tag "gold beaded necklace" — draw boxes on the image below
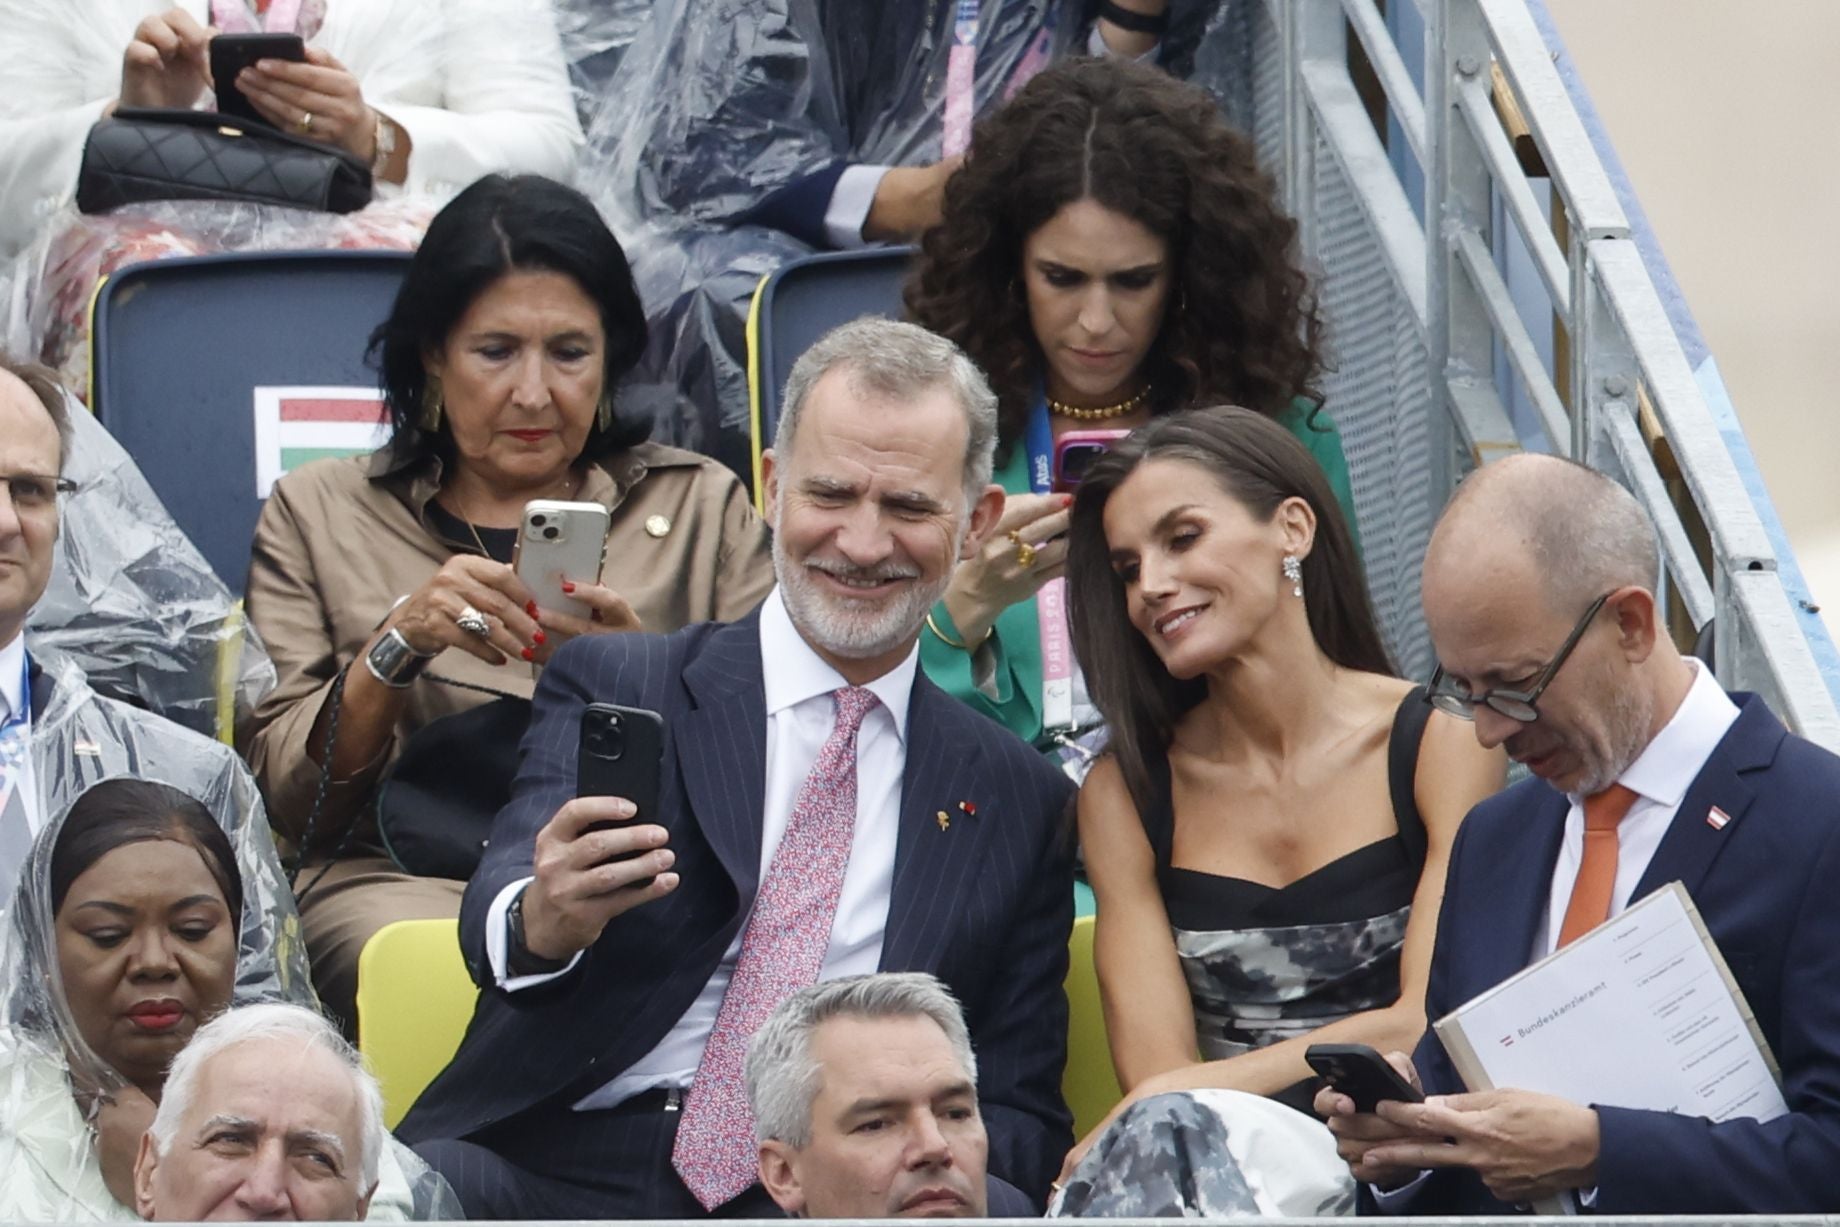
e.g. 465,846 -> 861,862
1046,384 -> 1152,421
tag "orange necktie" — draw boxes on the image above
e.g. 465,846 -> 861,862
1555,784 -> 1640,947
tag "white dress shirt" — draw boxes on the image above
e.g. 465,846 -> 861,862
0,632 -> 39,837
486,587 -> 916,1111
1533,659 -> 1739,958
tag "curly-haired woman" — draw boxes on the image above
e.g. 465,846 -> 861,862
906,56 -> 1357,760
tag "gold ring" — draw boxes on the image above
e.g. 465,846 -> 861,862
298,110 -> 314,133
1008,529 -> 1037,570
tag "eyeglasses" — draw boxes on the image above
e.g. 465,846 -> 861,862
1,473 -> 77,514
1425,591 -> 1614,723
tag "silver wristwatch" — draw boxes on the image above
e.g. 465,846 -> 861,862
364,627 -> 436,689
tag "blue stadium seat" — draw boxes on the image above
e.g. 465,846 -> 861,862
745,246 -> 915,509
89,249 -> 412,593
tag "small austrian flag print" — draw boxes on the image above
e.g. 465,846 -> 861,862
1706,806 -> 1732,831
252,386 -> 390,498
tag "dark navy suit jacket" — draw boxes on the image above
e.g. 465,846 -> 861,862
1384,694 -> 1840,1214
396,611 -> 1077,1206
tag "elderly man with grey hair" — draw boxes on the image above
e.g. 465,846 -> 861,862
746,973 -> 988,1218
1320,453 -> 1840,1214
401,317 -> 1078,1219
133,1003 -> 383,1221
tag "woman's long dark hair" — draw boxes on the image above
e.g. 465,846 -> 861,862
1067,408 -> 1393,808
906,57 -> 1324,462
370,173 -> 650,468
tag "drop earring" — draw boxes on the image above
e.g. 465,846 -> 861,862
419,376 -> 444,432
596,394 -> 614,432
1282,554 -> 1303,598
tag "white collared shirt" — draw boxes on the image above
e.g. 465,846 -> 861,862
485,588 -> 916,1110
0,632 -> 39,837
1533,659 -> 1739,958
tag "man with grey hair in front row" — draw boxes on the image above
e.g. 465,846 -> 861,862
747,973 -> 989,1218
1320,453 -> 1840,1214
400,318 -> 1078,1218
133,1002 -> 383,1221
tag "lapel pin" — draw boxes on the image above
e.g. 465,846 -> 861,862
1706,806 -> 1731,831
958,800 -> 976,816
936,810 -> 951,832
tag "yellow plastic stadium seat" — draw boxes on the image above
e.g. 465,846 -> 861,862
355,919 -> 478,1129
1062,914 -> 1124,1137
355,914 -> 1125,1135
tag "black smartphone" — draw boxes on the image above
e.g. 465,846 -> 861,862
1304,1043 -> 1425,1112
210,33 -> 306,128
577,704 -> 665,885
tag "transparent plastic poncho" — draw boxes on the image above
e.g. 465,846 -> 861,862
576,0 -> 1087,469
0,762 -> 459,1220
29,402 -> 277,741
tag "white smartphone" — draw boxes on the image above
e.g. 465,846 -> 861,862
514,500 -> 611,620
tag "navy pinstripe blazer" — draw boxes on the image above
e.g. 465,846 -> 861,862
1381,695 -> 1840,1214
395,610 -> 1077,1204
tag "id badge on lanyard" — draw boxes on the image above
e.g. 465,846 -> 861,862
1025,400 -> 1075,733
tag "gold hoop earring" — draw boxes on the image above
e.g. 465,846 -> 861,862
419,377 -> 444,433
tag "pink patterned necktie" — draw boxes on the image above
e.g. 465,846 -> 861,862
672,686 -> 880,1209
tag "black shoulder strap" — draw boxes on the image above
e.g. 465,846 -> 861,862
1130,739 -> 1178,871
1387,686 -> 1434,873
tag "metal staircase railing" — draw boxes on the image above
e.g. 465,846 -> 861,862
1261,0 -> 1840,749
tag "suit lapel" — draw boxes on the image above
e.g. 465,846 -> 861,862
677,614 -> 769,894
881,676 -> 993,971
1478,785 -> 1570,982
1630,694 -> 1778,901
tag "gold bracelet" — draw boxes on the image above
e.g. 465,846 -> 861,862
926,610 -> 992,651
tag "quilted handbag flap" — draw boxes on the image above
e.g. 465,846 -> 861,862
78,107 -> 372,215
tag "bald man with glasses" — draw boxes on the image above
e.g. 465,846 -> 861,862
1317,453 -> 1840,1215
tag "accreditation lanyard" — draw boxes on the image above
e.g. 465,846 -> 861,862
211,0 -> 308,35
0,656 -> 31,813
1024,399 -> 1075,733
943,0 -> 980,159
943,2 -> 1057,159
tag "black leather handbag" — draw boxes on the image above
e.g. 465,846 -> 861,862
375,696 -> 532,881
76,106 -> 373,216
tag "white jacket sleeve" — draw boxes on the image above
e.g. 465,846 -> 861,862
0,2 -> 153,261
370,0 -> 582,193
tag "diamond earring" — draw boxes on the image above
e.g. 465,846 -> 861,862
1282,554 -> 1303,598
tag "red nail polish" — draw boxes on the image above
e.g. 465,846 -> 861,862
561,580 -> 576,594
533,631 -> 546,645
525,600 -> 538,617
520,647 -> 534,661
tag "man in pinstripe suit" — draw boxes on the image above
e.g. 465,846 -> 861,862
400,319 -> 1078,1218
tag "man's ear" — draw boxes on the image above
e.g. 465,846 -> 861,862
132,1130 -> 159,1220
761,450 -> 781,532
959,484 -> 1005,561
758,1140 -> 807,1217
1610,585 -> 1661,664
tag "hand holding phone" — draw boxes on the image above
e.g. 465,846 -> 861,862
210,33 -> 307,127
518,704 -> 673,961
1304,1043 -> 1425,1113
517,500 -> 612,621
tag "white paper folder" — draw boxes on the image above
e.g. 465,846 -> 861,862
1435,881 -> 1785,1123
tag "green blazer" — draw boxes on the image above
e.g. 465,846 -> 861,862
921,399 -> 1360,747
